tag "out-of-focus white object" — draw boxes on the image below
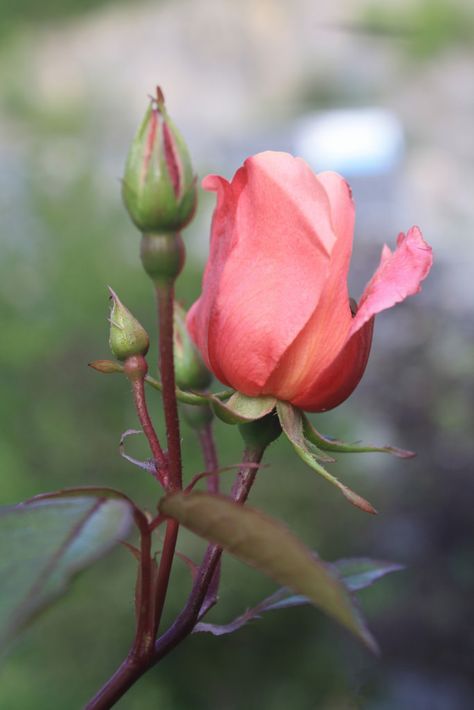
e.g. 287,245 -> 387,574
292,108 -> 406,245
293,108 -> 404,177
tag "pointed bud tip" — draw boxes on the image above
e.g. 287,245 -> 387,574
108,288 -> 150,361
156,86 -> 165,105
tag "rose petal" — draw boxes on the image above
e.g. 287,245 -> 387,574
292,318 -> 374,412
189,152 -> 338,394
187,172 -> 242,384
293,226 -> 432,412
350,226 -> 433,337
263,172 -> 355,400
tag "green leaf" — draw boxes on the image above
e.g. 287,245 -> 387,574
159,491 -> 377,652
0,495 -> 133,648
303,415 -> 415,458
211,392 -> 276,425
276,402 -> 377,514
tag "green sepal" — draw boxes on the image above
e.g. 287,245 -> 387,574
276,402 -> 377,515
303,414 -> 415,458
211,392 -> 276,425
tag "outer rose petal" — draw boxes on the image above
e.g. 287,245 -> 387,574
350,226 -> 433,337
188,152 -> 338,395
263,171 -> 355,400
293,225 -> 432,412
186,170 -> 244,385
291,319 -> 374,412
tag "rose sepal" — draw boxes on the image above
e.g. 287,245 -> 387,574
276,402 -> 377,515
210,391 -> 277,425
303,414 -> 415,458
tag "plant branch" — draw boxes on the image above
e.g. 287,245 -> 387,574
152,518 -> 179,637
198,422 -> 219,494
156,281 -> 182,492
129,370 -> 168,487
197,421 -> 220,613
153,444 -> 266,661
85,445 -> 265,709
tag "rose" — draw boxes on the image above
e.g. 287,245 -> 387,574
187,151 -> 433,412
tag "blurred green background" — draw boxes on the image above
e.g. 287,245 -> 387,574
1,0 -> 473,708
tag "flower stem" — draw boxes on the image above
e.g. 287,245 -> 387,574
84,655 -> 152,710
84,512 -> 154,710
153,444 -> 265,661
152,518 -> 179,638
198,422 -> 219,494
196,421 -> 220,612
156,281 -> 182,491
150,279 -> 182,635
129,371 -> 168,487
84,445 -> 265,709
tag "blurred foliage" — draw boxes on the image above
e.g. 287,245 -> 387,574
0,0 -> 140,36
361,0 -> 474,59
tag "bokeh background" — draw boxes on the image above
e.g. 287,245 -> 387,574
1,0 -> 473,708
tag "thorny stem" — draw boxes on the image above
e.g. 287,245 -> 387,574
129,368 -> 168,487
86,278 -> 185,708
198,422 -> 219,494
197,421 -> 221,611
152,518 -> 179,638
84,511 -> 154,710
150,280 -> 183,638
84,446 -> 265,709
153,445 -> 265,661
156,281 -> 182,492
131,522 -> 155,658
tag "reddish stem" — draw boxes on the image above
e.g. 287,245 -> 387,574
197,422 -> 221,611
198,422 -> 219,494
131,522 -> 155,659
153,445 -> 265,661
85,512 -> 154,710
150,280 -> 182,636
127,361 -> 168,487
156,282 -> 182,491
84,446 -> 265,709
152,519 -> 179,637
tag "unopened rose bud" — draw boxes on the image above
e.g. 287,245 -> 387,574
122,87 -> 197,234
174,302 -> 212,390
108,288 -> 149,361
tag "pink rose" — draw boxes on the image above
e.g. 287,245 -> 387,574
187,151 -> 433,412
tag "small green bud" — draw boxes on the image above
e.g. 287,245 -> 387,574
173,302 -> 212,390
108,288 -> 149,361
182,403 -> 214,431
122,87 -> 197,234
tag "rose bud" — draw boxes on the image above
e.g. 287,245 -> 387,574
108,287 -> 149,361
187,151 -> 433,413
122,87 -> 196,234
174,302 -> 212,391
